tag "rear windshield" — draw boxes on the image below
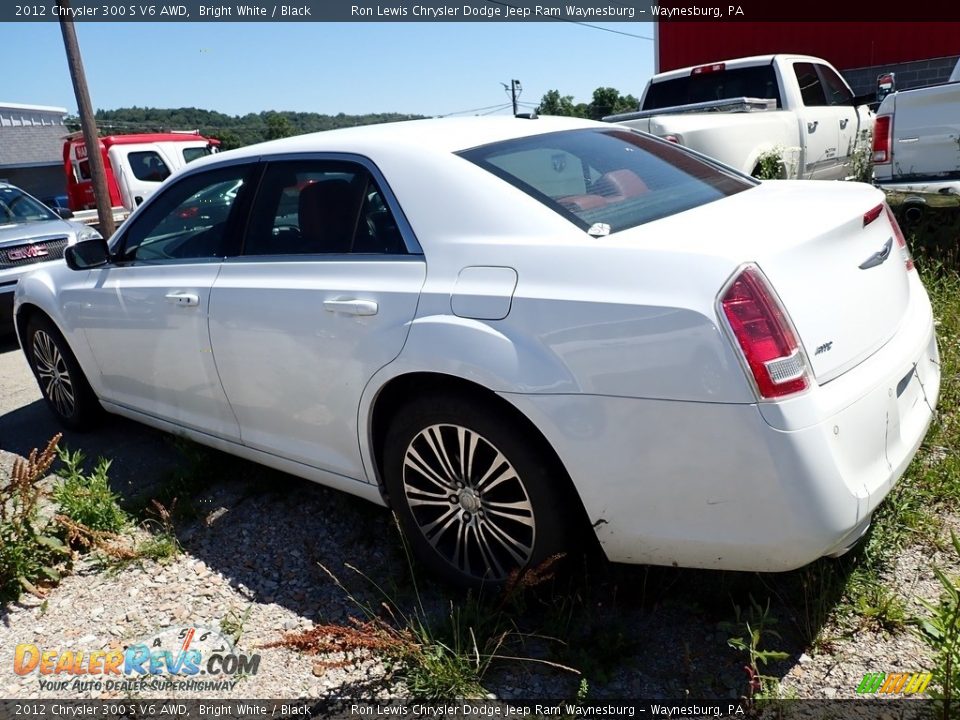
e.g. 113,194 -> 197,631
642,65 -> 782,110
460,129 -> 754,234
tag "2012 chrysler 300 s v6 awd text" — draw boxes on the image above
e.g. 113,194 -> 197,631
13,116 -> 940,587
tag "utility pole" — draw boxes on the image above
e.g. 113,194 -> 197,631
502,79 -> 523,117
58,0 -> 116,238
510,79 -> 521,116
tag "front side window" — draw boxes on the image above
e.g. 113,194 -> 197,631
460,129 -> 754,234
128,151 -> 171,182
242,160 -> 407,256
817,65 -> 854,106
793,63 -> 827,106
117,165 -> 252,263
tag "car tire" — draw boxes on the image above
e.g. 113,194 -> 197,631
26,315 -> 102,431
383,393 -> 570,589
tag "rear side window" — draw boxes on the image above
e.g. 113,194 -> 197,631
460,129 -> 754,234
242,160 -> 407,256
642,65 -> 782,111
183,146 -> 213,164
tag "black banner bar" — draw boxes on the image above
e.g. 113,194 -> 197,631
4,1 -> 960,22
0,699 -> 943,720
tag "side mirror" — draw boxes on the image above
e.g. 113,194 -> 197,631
876,72 -> 896,103
54,207 -> 74,219
64,238 -> 110,271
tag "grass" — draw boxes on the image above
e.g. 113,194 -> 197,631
54,448 -> 129,534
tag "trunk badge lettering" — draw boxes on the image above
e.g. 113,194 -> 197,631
815,341 -> 833,356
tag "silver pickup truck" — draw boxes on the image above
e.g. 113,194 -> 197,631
873,58 -> 960,216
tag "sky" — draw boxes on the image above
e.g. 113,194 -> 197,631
1,21 -> 655,118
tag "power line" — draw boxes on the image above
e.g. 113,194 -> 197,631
478,104 -> 515,116
483,0 -> 653,40
437,102 -> 520,117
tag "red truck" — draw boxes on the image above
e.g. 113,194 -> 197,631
64,131 -> 220,223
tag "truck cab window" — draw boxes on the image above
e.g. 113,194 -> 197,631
128,151 -> 171,183
793,63 -> 828,106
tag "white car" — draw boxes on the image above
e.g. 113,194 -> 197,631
14,116 -> 940,587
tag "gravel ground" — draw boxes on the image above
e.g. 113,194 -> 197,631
0,336 -> 955,701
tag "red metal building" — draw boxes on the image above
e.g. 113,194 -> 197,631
656,23 -> 960,94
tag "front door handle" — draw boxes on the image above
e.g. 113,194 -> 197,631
807,120 -> 819,133
323,298 -> 379,316
840,118 -> 849,130
165,291 -> 200,307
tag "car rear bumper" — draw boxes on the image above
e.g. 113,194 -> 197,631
500,283 -> 939,572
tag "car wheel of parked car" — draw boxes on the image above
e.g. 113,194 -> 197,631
26,316 -> 101,431
383,394 -> 568,588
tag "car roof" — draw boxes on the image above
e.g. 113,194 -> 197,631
196,115 -> 608,168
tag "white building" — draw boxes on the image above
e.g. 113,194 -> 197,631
0,102 -> 69,200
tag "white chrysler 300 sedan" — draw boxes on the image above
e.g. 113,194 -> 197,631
14,116 -> 940,586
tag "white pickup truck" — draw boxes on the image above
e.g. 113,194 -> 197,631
872,57 -> 960,216
605,54 -> 874,180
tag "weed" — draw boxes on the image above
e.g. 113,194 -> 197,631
54,448 -> 128,533
98,499 -> 181,571
753,148 -> 787,180
722,597 -> 789,702
0,435 -> 71,600
264,517 -> 575,699
847,572 -> 907,632
915,531 -> 960,716
221,604 -> 253,646
133,500 -> 181,564
847,129 -> 873,183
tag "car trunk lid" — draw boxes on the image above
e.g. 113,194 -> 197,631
636,181 -> 912,384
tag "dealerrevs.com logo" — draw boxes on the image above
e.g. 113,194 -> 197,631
13,626 -> 260,692
856,672 -> 932,695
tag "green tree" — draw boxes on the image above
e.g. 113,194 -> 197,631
537,90 -> 583,117
586,87 -> 639,120
264,113 -> 294,140
214,129 -> 244,151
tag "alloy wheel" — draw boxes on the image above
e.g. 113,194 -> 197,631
32,330 -> 75,418
402,423 -> 536,581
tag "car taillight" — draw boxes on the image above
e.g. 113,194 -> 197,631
720,265 -> 809,400
863,203 -> 883,227
885,204 -> 915,271
873,115 -> 892,164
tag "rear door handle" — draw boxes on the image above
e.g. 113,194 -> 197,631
807,120 -> 819,133
840,118 -> 849,129
323,298 -> 379,316
165,291 -> 200,307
